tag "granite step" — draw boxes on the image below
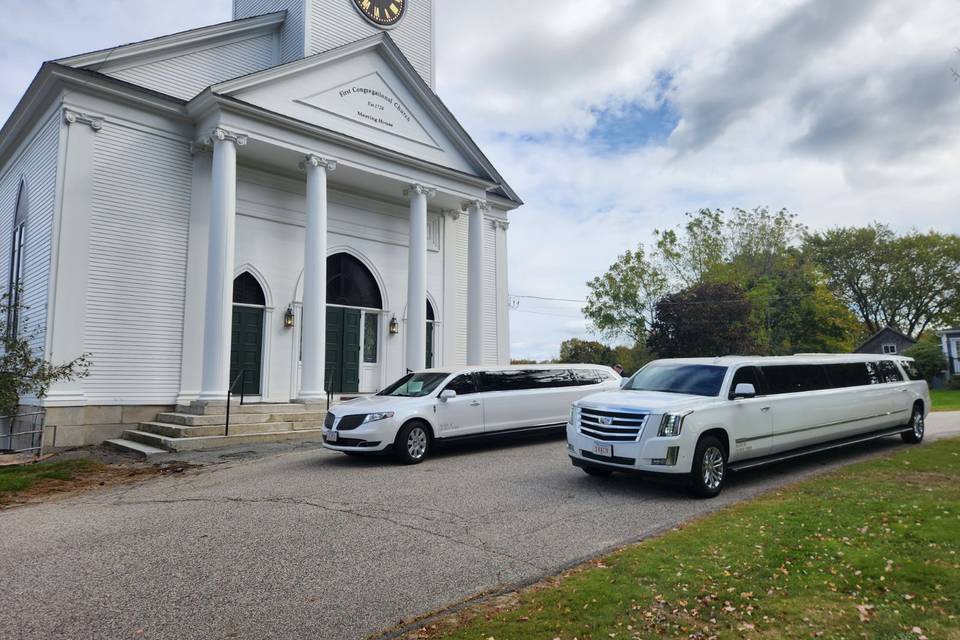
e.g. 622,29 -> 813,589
122,428 -> 326,452
104,438 -> 168,458
156,411 -> 328,427
138,420 -> 326,439
175,402 -> 328,416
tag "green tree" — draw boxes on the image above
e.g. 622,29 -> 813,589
557,338 -> 615,365
612,343 -> 654,376
0,292 -> 90,416
904,339 -> 947,383
805,225 -> 960,338
647,283 -> 757,358
583,245 -> 667,343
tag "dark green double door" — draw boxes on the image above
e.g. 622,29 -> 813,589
325,307 -> 361,393
230,306 -> 264,396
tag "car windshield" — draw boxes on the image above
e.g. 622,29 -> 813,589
623,363 -> 728,397
378,372 -> 450,397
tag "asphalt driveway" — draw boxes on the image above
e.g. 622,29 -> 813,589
2,413 -> 958,640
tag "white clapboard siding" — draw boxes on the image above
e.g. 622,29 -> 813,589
451,214 -> 468,366
307,0 -> 433,85
234,0 -> 306,63
108,33 -> 278,100
0,110 -> 60,355
84,124 -> 192,404
483,222 -> 498,365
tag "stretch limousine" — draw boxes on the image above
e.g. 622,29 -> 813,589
323,365 -> 621,463
568,354 -> 930,497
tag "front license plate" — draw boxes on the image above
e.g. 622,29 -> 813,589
326,430 -> 338,442
592,442 -> 612,457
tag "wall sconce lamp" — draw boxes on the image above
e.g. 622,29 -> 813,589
389,315 -> 400,335
284,306 -> 296,328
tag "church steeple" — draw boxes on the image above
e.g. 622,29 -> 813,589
233,0 -> 435,88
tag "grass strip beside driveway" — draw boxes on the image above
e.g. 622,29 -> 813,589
0,458 -> 100,496
417,438 -> 960,640
931,389 -> 960,412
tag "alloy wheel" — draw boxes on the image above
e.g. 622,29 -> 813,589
407,427 -> 428,460
912,409 -> 924,439
702,446 -> 724,491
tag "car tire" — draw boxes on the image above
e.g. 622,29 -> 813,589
583,465 -> 614,477
394,421 -> 431,464
901,404 -> 925,444
690,435 -> 727,499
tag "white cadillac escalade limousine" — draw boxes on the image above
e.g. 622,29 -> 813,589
323,364 -> 621,463
568,354 -> 930,497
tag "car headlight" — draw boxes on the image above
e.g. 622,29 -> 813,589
362,412 -> 395,424
569,405 -> 579,425
658,411 -> 692,437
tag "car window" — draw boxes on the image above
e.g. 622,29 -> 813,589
445,373 -> 477,395
728,366 -> 763,399
900,360 -> 924,381
623,363 -> 727,397
574,369 -> 602,385
865,361 -> 884,384
378,372 -> 449,397
825,362 -> 872,388
878,360 -> 904,383
761,365 -> 830,395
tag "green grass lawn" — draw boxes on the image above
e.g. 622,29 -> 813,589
424,438 -> 960,640
0,458 -> 99,496
931,389 -> 960,412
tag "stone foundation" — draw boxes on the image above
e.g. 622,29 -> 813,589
39,405 -> 174,449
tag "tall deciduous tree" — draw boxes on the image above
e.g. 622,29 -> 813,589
805,225 -> 960,338
557,339 -> 614,365
583,245 -> 667,344
647,283 -> 756,358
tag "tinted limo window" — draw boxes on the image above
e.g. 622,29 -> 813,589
574,369 -> 603,385
761,365 -> 830,395
901,360 -> 924,381
479,369 -> 576,392
445,373 -> 478,395
878,360 -> 904,383
824,362 -> 872,388
728,366 -> 765,399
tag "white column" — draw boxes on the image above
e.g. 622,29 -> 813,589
199,128 -> 246,402
404,184 -> 435,372
467,200 -> 488,365
299,154 -> 337,401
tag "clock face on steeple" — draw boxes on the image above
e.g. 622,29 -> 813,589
352,0 -> 406,27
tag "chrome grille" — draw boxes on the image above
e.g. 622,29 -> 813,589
578,407 -> 648,442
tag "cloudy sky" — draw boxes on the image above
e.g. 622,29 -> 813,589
3,0 -> 959,360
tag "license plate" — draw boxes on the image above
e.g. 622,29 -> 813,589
592,442 -> 612,457
326,430 -> 338,442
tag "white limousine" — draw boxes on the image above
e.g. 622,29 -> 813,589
323,365 -> 621,463
567,354 -> 930,497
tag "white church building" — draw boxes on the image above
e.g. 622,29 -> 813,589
0,0 -> 520,449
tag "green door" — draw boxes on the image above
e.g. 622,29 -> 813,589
230,306 -> 263,395
426,322 -> 434,369
324,307 -> 362,393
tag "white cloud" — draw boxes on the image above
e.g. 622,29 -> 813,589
2,1 -> 958,361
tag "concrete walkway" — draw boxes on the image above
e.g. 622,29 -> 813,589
1,413 -> 957,640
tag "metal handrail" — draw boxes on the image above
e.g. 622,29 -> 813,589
225,370 -> 246,437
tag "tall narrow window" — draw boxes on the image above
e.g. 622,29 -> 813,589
6,179 -> 27,338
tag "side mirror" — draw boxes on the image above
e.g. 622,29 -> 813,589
439,389 -> 457,402
733,383 -> 757,399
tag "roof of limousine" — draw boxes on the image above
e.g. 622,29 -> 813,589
418,364 -> 618,375
650,354 -> 913,367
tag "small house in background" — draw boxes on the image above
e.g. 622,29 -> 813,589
940,327 -> 960,380
854,327 -> 916,356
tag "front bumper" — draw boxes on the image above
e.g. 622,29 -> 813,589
565,422 -> 693,474
322,417 -> 399,453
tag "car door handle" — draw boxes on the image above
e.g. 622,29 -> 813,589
761,406 -> 771,412
470,401 -> 481,407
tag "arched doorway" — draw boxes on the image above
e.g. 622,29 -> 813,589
324,253 -> 383,393
426,300 -> 436,369
231,272 -> 266,396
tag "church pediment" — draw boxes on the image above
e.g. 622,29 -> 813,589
208,35 -> 501,183
294,72 -> 440,149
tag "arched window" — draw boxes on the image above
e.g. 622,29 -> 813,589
233,272 -> 266,306
6,178 -> 27,338
327,253 -> 382,308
